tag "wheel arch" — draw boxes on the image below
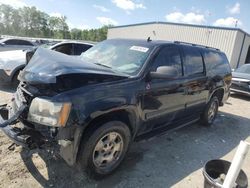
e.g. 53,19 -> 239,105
82,109 -> 137,141
75,108 -> 138,163
209,88 -> 225,106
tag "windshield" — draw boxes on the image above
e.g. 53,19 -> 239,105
235,64 -> 250,74
80,40 -> 152,75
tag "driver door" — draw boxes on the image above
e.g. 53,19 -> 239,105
142,45 -> 186,131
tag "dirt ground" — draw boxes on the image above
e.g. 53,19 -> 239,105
0,85 -> 249,188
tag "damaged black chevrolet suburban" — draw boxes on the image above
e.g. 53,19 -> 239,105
0,39 -> 231,177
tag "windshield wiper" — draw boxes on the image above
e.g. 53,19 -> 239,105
94,63 -> 112,69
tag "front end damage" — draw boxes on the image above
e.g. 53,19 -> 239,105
0,82 -> 83,166
0,48 -> 128,166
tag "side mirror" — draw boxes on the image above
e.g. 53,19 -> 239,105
150,66 -> 179,79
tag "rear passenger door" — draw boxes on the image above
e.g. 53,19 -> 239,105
181,46 -> 208,117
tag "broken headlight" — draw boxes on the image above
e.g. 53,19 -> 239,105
28,97 -> 71,127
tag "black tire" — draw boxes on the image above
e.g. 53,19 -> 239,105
79,121 -> 131,178
201,96 -> 219,126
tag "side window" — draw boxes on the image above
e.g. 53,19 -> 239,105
4,39 -> 19,45
74,44 -> 92,55
53,44 -> 73,55
183,46 -> 204,76
203,50 -> 231,73
18,40 -> 33,46
151,46 -> 182,77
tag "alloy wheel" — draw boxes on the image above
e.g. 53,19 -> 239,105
92,132 -> 124,169
208,101 -> 218,123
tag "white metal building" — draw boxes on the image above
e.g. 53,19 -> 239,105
108,22 -> 250,68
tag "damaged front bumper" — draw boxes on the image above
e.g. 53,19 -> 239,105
0,87 -> 49,148
0,85 -> 83,166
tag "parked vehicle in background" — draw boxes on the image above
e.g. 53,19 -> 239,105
231,64 -> 250,96
41,41 -> 93,56
0,41 -> 93,85
0,38 -> 37,51
0,39 -> 231,178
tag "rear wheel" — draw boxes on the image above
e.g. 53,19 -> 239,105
201,96 -> 219,126
79,121 -> 131,178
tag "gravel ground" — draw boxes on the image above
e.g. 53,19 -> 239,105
0,85 -> 249,188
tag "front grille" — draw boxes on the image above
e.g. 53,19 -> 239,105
11,82 -> 36,122
18,82 -> 36,104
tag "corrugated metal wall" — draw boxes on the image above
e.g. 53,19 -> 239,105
108,23 -> 242,68
237,33 -> 250,67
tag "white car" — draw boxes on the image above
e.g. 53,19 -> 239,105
0,41 -> 93,85
0,38 -> 37,52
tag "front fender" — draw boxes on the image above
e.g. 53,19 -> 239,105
71,97 -> 138,128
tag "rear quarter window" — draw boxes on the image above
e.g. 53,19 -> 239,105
202,50 -> 231,75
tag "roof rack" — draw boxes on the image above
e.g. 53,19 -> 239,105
174,41 -> 220,51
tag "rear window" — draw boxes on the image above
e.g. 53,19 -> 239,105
202,50 -> 231,74
182,46 -> 204,76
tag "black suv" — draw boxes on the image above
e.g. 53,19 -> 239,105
0,39 -> 231,177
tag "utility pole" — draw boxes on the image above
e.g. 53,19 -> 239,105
235,19 -> 238,28
206,11 -> 212,46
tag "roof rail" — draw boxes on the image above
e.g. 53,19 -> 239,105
174,41 -> 220,51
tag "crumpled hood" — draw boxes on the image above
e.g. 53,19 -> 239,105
232,72 -> 250,81
19,47 -> 128,84
0,50 -> 26,69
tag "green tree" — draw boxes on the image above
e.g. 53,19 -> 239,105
0,4 -> 109,41
71,28 -> 82,40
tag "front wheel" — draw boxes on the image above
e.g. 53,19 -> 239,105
79,121 -> 131,178
201,96 -> 219,126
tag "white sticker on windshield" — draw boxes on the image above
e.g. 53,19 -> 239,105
130,46 -> 149,53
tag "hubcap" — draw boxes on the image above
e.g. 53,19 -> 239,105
208,101 -> 217,122
92,132 -> 124,169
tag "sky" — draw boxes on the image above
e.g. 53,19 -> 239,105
0,0 -> 249,33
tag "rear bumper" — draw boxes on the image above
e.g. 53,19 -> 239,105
0,69 -> 11,83
230,88 -> 250,96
